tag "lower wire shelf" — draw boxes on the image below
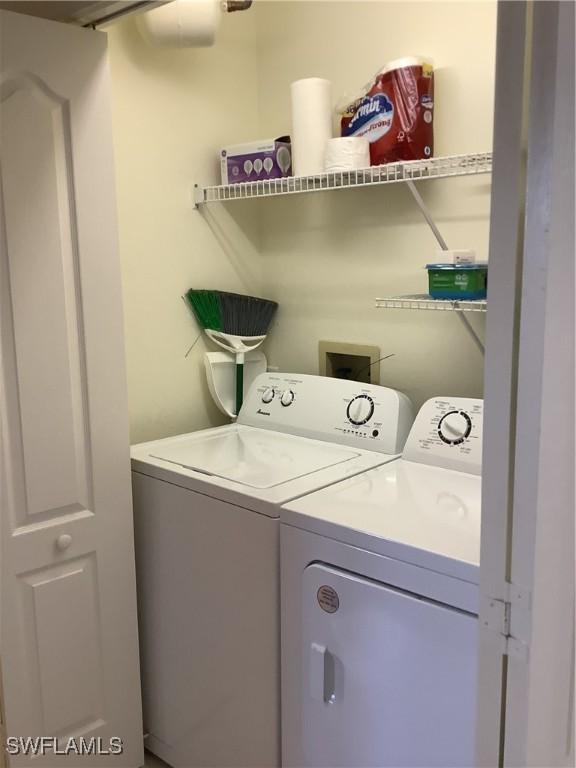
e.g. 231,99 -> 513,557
375,294 -> 487,313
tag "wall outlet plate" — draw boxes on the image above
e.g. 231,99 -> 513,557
319,341 -> 381,385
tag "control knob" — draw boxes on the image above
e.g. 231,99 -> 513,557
261,388 -> 275,404
438,410 -> 472,445
347,395 -> 374,426
280,390 -> 295,407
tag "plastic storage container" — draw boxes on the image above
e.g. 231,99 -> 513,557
426,263 -> 488,300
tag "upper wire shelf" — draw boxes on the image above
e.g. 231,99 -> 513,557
375,294 -> 487,313
194,152 -> 492,206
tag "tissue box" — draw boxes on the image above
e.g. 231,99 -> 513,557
436,249 -> 476,265
220,137 -> 292,185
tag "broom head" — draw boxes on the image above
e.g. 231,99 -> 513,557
186,289 -> 277,337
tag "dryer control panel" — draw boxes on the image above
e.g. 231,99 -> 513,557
402,397 -> 483,475
238,373 -> 415,455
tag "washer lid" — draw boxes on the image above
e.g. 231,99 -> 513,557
150,426 -> 360,489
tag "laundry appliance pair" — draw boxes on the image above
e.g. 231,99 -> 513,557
131,373 -> 482,768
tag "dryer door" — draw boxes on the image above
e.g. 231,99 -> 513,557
301,563 -> 477,768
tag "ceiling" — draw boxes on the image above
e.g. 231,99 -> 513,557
0,1 -> 169,26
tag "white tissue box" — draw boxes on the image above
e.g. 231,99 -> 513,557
437,249 -> 477,265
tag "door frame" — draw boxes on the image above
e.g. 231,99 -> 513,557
477,2 -> 575,765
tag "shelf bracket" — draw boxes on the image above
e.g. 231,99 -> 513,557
405,179 -> 485,355
405,179 -> 448,250
455,311 -> 485,355
193,184 -> 204,209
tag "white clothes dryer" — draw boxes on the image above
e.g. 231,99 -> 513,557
281,397 -> 483,768
130,373 -> 414,768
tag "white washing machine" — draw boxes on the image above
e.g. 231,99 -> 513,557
130,372 -> 414,768
281,397 -> 483,768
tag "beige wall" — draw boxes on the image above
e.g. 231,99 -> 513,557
255,1 -> 496,411
109,1 -> 496,441
108,11 -> 262,443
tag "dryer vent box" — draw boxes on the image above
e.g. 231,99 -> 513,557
319,342 -> 381,385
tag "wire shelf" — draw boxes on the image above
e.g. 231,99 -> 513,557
194,152 -> 492,205
375,294 -> 487,313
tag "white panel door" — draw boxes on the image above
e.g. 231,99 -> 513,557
0,10 -> 143,766
301,564 -> 478,768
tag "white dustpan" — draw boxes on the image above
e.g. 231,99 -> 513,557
204,351 -> 267,420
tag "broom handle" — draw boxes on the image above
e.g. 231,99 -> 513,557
235,351 -> 245,416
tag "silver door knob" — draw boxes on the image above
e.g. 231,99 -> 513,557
56,534 -> 72,551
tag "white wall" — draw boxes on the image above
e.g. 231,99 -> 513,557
108,11 -> 262,443
109,0 -> 496,441
255,1 -> 496,410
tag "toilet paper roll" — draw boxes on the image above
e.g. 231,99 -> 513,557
290,78 -> 333,176
325,137 -> 371,172
138,0 -> 222,48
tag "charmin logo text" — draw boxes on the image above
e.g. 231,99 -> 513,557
348,92 -> 394,140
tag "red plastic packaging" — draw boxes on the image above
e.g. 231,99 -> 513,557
340,57 -> 434,165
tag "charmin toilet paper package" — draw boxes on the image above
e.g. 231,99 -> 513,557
339,57 -> 434,165
220,137 -> 292,185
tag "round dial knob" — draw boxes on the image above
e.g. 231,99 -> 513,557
261,387 -> 275,404
280,390 -> 295,407
347,395 -> 375,426
438,410 -> 472,444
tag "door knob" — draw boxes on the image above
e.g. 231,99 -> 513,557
56,533 -> 72,551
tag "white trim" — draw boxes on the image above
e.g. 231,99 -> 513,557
476,2 -> 530,764
505,2 -> 575,764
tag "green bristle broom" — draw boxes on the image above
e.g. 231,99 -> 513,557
185,289 -> 278,417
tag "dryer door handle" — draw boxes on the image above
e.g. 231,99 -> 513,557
310,643 -> 336,704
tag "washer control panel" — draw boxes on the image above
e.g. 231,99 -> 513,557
238,372 -> 415,455
403,397 -> 483,475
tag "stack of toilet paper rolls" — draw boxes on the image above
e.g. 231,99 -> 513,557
290,77 -> 371,176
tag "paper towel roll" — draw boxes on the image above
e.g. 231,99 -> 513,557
325,137 -> 370,172
290,78 -> 333,176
